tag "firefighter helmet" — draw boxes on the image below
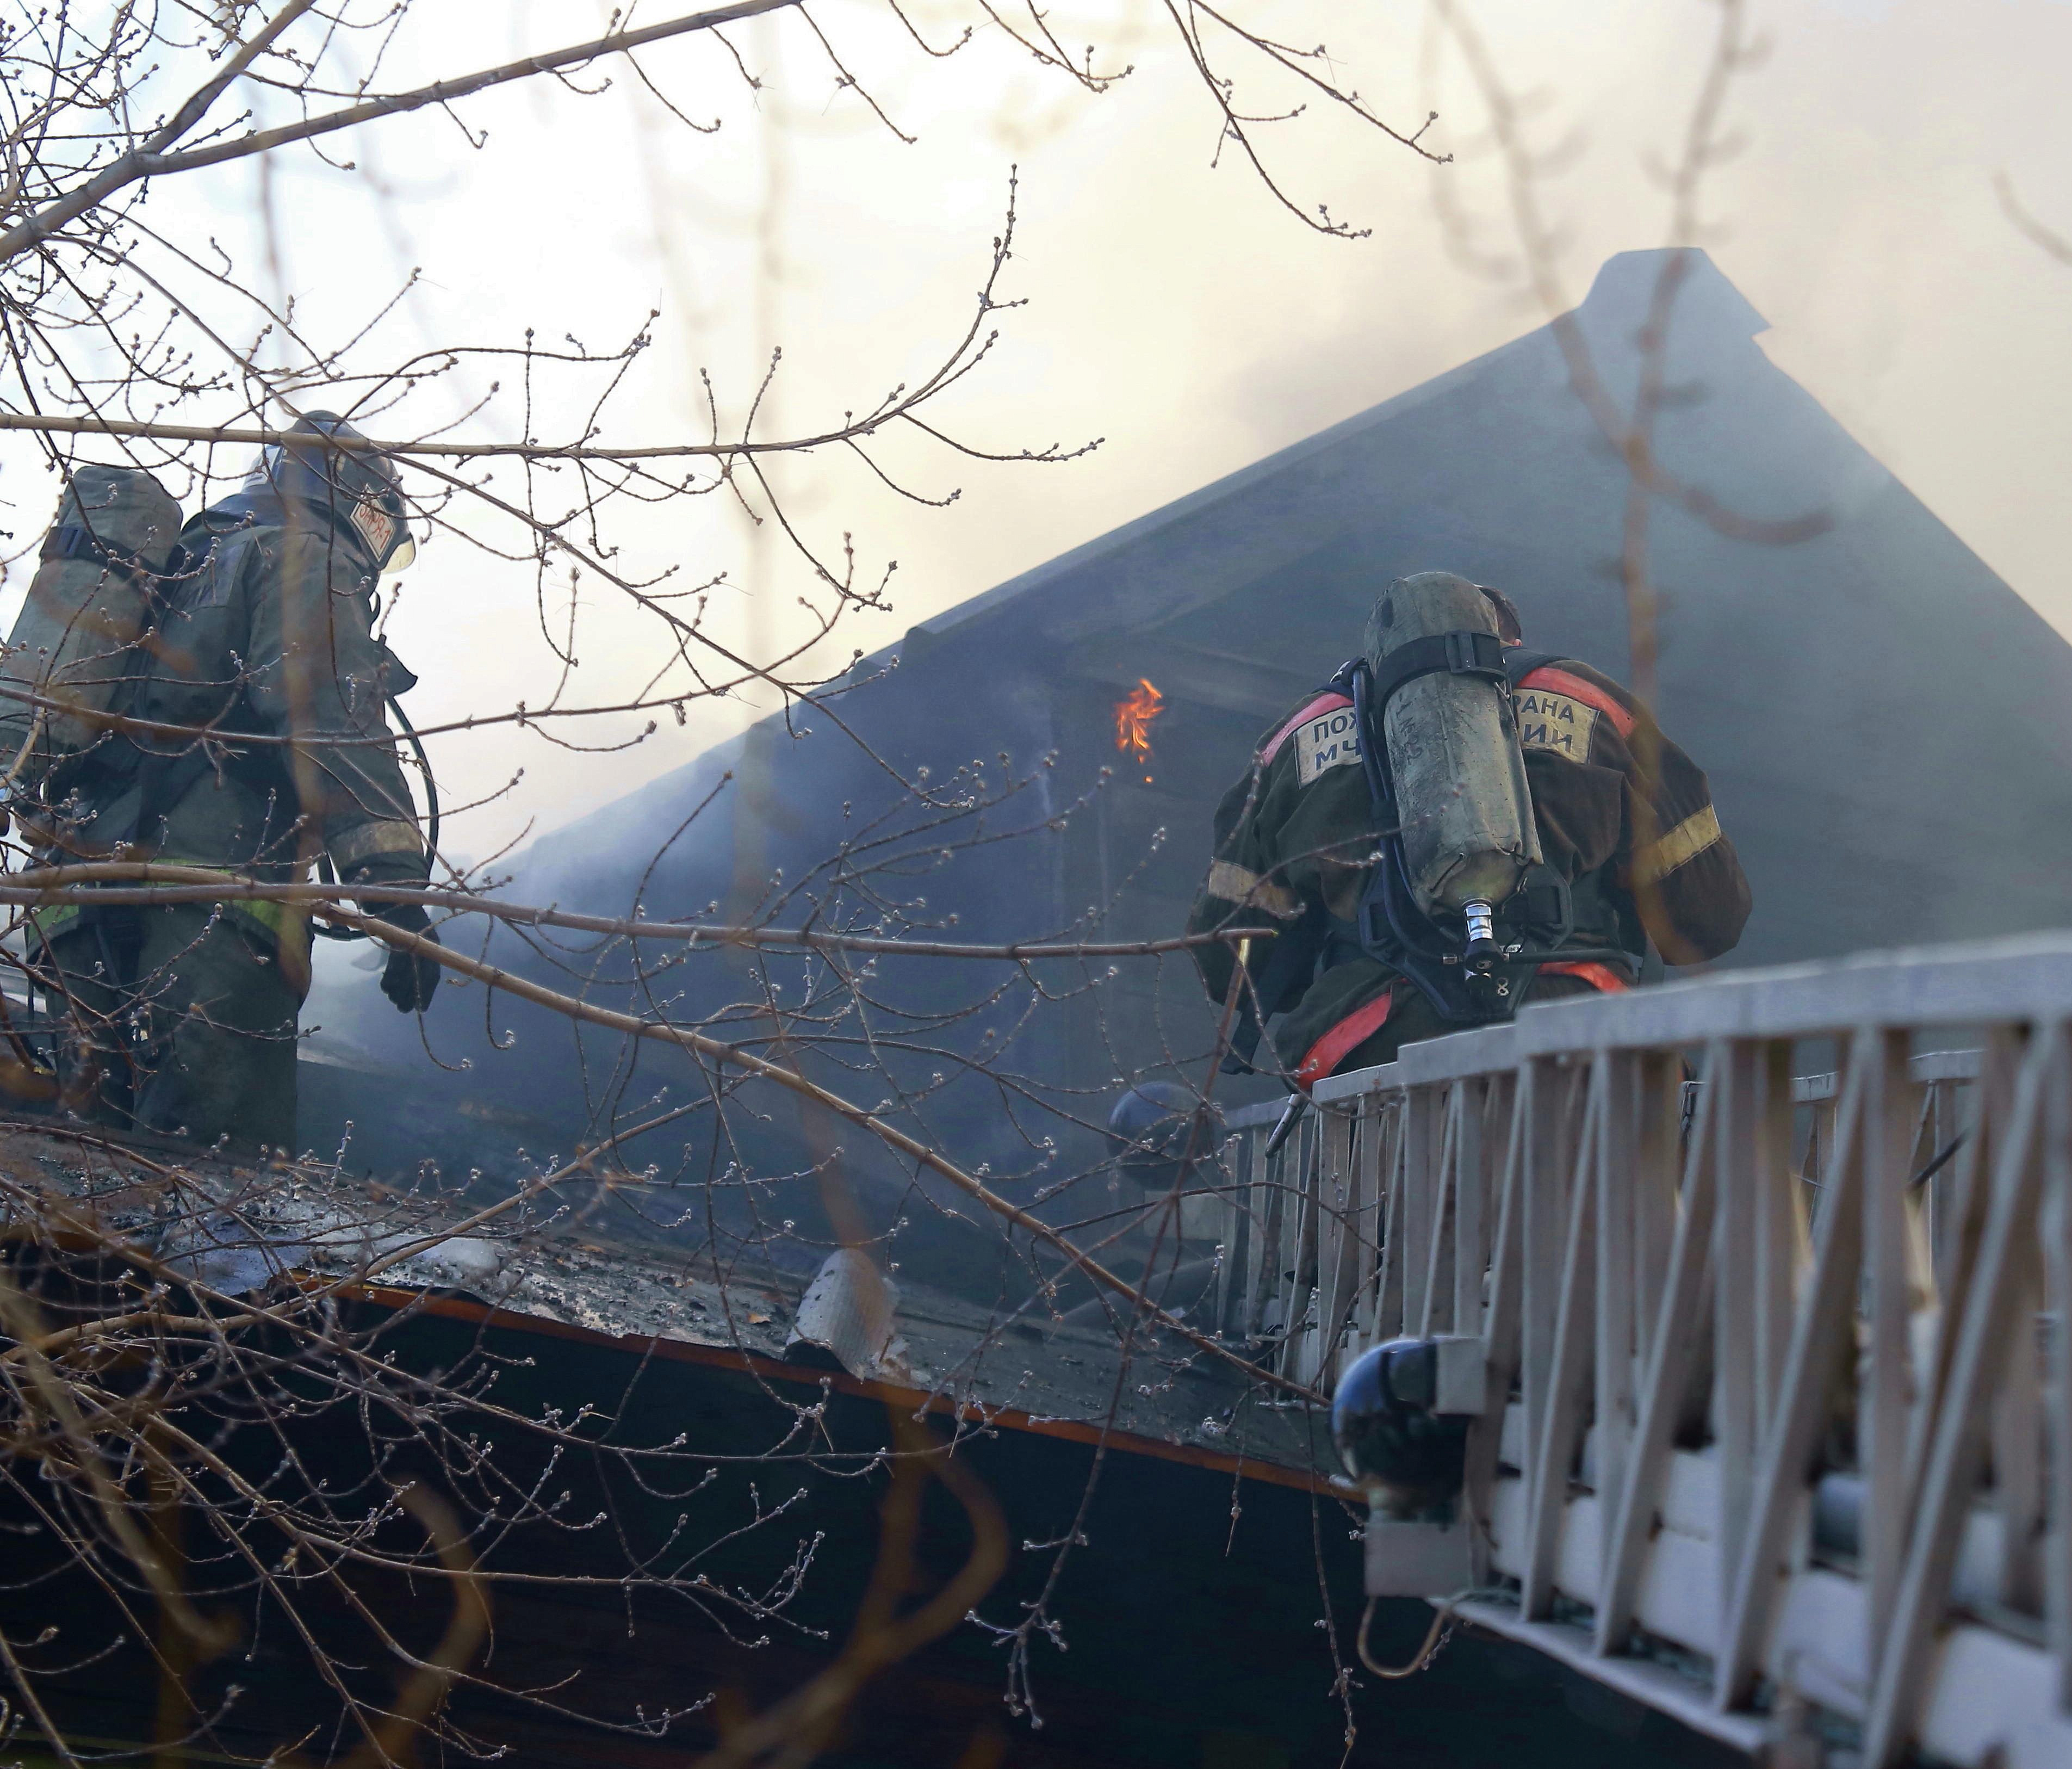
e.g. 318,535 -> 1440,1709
247,410 -> 417,572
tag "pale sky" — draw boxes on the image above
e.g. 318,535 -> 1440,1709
11,0 -> 2072,867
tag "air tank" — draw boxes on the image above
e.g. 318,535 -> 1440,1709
0,466 -> 182,775
1363,572 -> 1541,921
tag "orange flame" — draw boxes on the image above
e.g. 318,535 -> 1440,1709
1113,678 -> 1165,783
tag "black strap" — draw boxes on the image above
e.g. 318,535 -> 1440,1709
1366,629 -> 1509,709
40,522 -> 155,579
1503,648 -> 1565,688
47,534 -> 224,824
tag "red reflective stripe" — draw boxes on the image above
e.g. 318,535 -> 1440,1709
1518,666 -> 1637,741
1261,692 -> 1353,765
1540,960 -> 1631,994
1295,988 -> 1395,1090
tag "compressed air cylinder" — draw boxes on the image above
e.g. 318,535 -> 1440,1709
0,466 -> 182,771
1363,572 -> 1541,918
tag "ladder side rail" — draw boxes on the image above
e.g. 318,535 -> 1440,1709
2047,1025 -> 2072,1710
1712,1032 -> 1876,1708
1859,1022 -> 2064,1768
1518,1057 -> 1581,1514
1417,1085 -> 1462,1339
1314,1101 -> 1366,1382
1714,1037 -> 1763,1585
1399,1083 -> 1438,1340
1213,1132 -> 1244,1337
1374,1094 -> 1409,1344
1463,1058 -> 1530,1591
1354,1092 -> 1395,1352
1593,1047 -> 1639,1550
1860,1029 -> 1919,1653
1454,1074 -> 1491,1340
1279,1109 -> 1323,1381
1902,1030 -> 2020,1526
1596,1044 -> 1725,1655
1755,1039 -> 1804,1434
1241,1124 -> 1277,1340
1521,1057 -> 1605,1619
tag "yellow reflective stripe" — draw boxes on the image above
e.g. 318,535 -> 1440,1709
230,895 -> 301,938
28,859 -> 312,963
1205,859 -> 1300,919
151,862 -> 311,963
1634,804 -> 1722,887
27,903 -> 80,941
220,898 -> 310,968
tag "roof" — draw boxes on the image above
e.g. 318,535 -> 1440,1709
901,249 -> 1773,655
11,1115 -> 1322,1477
300,246 -> 2072,1255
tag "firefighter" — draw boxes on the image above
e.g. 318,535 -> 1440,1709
29,413 -> 440,1152
1188,577 -> 1750,1090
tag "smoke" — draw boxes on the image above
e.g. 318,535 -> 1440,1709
20,0 -> 2069,862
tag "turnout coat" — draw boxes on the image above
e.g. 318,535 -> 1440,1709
1187,653 -> 1752,1086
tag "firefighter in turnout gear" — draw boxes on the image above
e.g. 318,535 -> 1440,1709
1188,576 -> 1750,1089
27,413 -> 439,1151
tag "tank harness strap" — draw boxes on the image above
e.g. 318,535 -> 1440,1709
40,523 -> 153,578
85,531 -> 286,839
1502,648 -> 1561,685
1364,628 -> 1509,707
1260,690 -> 1352,766
1295,986 -> 1397,1090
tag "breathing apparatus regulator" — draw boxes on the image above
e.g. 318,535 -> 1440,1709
247,410 -> 418,573
1342,572 -> 1627,1025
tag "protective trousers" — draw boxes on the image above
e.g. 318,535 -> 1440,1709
39,906 -> 303,1153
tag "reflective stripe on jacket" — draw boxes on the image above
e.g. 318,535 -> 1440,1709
29,859 -> 311,975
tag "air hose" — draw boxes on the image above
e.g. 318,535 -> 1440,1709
309,691 -> 442,944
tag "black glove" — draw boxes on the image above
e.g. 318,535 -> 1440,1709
371,901 -> 442,1013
